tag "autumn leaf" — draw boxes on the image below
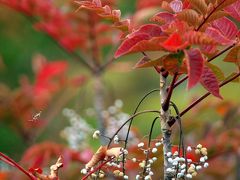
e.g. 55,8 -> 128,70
128,24 -> 164,38
206,62 -> 225,82
190,0 -> 208,15
225,0 -> 240,21
150,12 -> 174,25
114,34 -> 150,58
211,17 -> 238,40
200,66 -> 222,99
205,27 -> 233,45
223,45 -> 240,68
169,0 -> 183,13
183,31 -> 217,45
184,48 -> 204,89
176,9 -> 201,27
161,33 -> 189,52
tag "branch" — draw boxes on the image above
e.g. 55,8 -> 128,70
159,72 -> 173,180
162,73 -> 178,111
0,152 -> 36,180
180,72 -> 240,117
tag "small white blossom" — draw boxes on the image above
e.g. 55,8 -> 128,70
181,164 -> 186,169
152,148 -> 158,153
113,135 -> 119,144
132,158 -> 137,162
138,142 -> 144,148
152,157 -> 157,161
123,149 -> 128,155
168,158 -> 173,163
144,175 -> 151,180
196,165 -> 202,170
155,142 -> 162,147
173,151 -> 179,156
177,173 -> 184,178
166,152 -> 172,157
81,168 -> 87,174
181,169 -> 186,173
190,164 -> 195,168
148,159 -> 154,164
186,174 -> 193,179
149,171 -> 154,175
200,157 -> 205,163
197,144 -> 202,149
179,157 -> 185,162
92,130 -> 100,139
187,146 -> 192,152
123,175 -> 129,179
204,155 -> 208,160
136,174 -> 140,180
203,162 -> 209,168
187,159 -> 192,163
172,160 -> 178,166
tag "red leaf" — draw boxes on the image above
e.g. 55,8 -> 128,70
212,17 -> 238,40
128,24 -> 164,38
225,0 -> 240,21
114,34 -> 150,58
169,0 -> 183,13
184,48 -> 204,89
200,66 -> 223,99
150,12 -> 175,24
205,27 -> 233,45
161,33 -> 188,52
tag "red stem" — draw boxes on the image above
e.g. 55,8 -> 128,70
179,72 -> 240,117
0,152 -> 36,180
82,157 -> 115,180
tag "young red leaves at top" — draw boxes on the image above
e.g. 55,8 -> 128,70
114,24 -> 166,58
184,48 -> 204,89
200,66 -> 223,99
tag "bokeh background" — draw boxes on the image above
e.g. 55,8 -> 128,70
0,0 -> 239,179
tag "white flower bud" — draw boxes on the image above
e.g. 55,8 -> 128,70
152,157 -> 157,161
196,165 -> 202,170
113,135 -> 119,144
138,142 -> 144,148
132,158 -> 137,162
186,174 -> 192,179
152,148 -> 158,153
203,162 -> 209,168
197,144 -> 202,149
92,130 -> 100,139
168,158 -> 173,163
200,157 -> 205,163
123,175 -> 128,179
166,152 -> 172,157
187,146 -> 192,152
81,168 -> 87,174
136,174 -> 140,179
155,142 -> 162,147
